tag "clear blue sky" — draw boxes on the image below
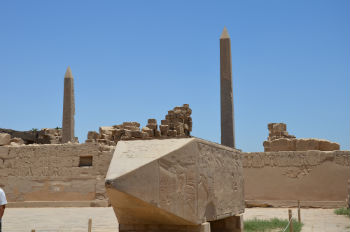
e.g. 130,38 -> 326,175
0,1 -> 348,152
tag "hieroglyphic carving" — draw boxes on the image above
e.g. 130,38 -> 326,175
243,151 -> 350,169
197,142 -> 244,220
0,143 -> 114,202
105,138 -> 245,226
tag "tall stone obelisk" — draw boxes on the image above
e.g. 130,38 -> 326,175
62,66 -> 75,143
220,27 -> 235,148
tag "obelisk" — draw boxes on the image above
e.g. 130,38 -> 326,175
220,27 -> 235,148
62,66 -> 75,143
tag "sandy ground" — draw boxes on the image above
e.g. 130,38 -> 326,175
2,207 -> 349,232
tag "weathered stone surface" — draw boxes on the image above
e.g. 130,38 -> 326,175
263,123 -> 340,152
295,138 -> 319,151
87,131 -> 99,140
0,133 -> 11,146
220,27 -> 235,148
243,150 -> 350,207
318,140 -> 340,151
62,67 -> 75,143
105,138 -> 244,226
0,143 -> 114,203
9,137 -> 24,145
266,123 -> 296,142
0,128 -> 63,145
264,138 -> 340,152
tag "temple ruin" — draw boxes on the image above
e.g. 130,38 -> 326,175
0,27 -> 349,232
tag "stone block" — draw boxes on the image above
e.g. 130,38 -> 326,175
131,131 -> 143,139
105,138 -> 244,227
264,138 -> 296,152
168,130 -> 177,137
124,130 -> 133,139
97,139 -> 108,145
176,123 -> 185,136
0,133 -> 11,146
159,125 -> 169,136
142,127 -> 154,137
10,137 -> 24,145
148,119 -> 157,124
154,130 -> 160,137
161,120 -> 169,125
296,139 -> 319,151
112,129 -> 124,141
210,215 -> 243,232
319,140 -> 340,151
123,122 -> 141,128
141,132 -> 149,139
99,126 -> 114,135
87,131 -> 99,140
146,124 -> 157,130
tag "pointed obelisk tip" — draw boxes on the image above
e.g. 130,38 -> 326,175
220,27 -> 230,39
64,66 -> 73,78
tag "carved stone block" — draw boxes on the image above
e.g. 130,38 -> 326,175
105,138 -> 244,229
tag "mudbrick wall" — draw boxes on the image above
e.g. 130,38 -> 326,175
0,143 -> 114,205
243,150 -> 350,208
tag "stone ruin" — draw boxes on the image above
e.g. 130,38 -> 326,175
0,128 -> 66,146
85,104 -> 192,146
263,123 -> 340,152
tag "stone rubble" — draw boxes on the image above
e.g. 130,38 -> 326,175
263,123 -> 340,152
0,133 -> 11,146
85,104 -> 192,145
0,128 -> 73,146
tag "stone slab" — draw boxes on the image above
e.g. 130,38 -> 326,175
105,138 -> 244,226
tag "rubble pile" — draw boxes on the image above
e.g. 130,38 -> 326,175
86,104 -> 192,146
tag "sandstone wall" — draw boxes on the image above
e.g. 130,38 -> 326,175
0,128 -> 65,145
243,150 -> 350,207
0,143 -> 114,204
263,123 -> 340,152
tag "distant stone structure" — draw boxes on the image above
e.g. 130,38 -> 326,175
86,104 -> 192,146
263,123 -> 340,152
220,27 -> 235,148
62,67 -> 75,143
0,128 -> 62,145
105,138 -> 244,232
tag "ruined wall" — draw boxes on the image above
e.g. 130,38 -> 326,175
0,128 -> 68,145
263,123 -> 340,152
0,143 -> 113,204
243,150 -> 350,207
86,104 -> 192,146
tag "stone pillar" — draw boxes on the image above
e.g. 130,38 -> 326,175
62,66 -> 75,143
220,27 -> 235,148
